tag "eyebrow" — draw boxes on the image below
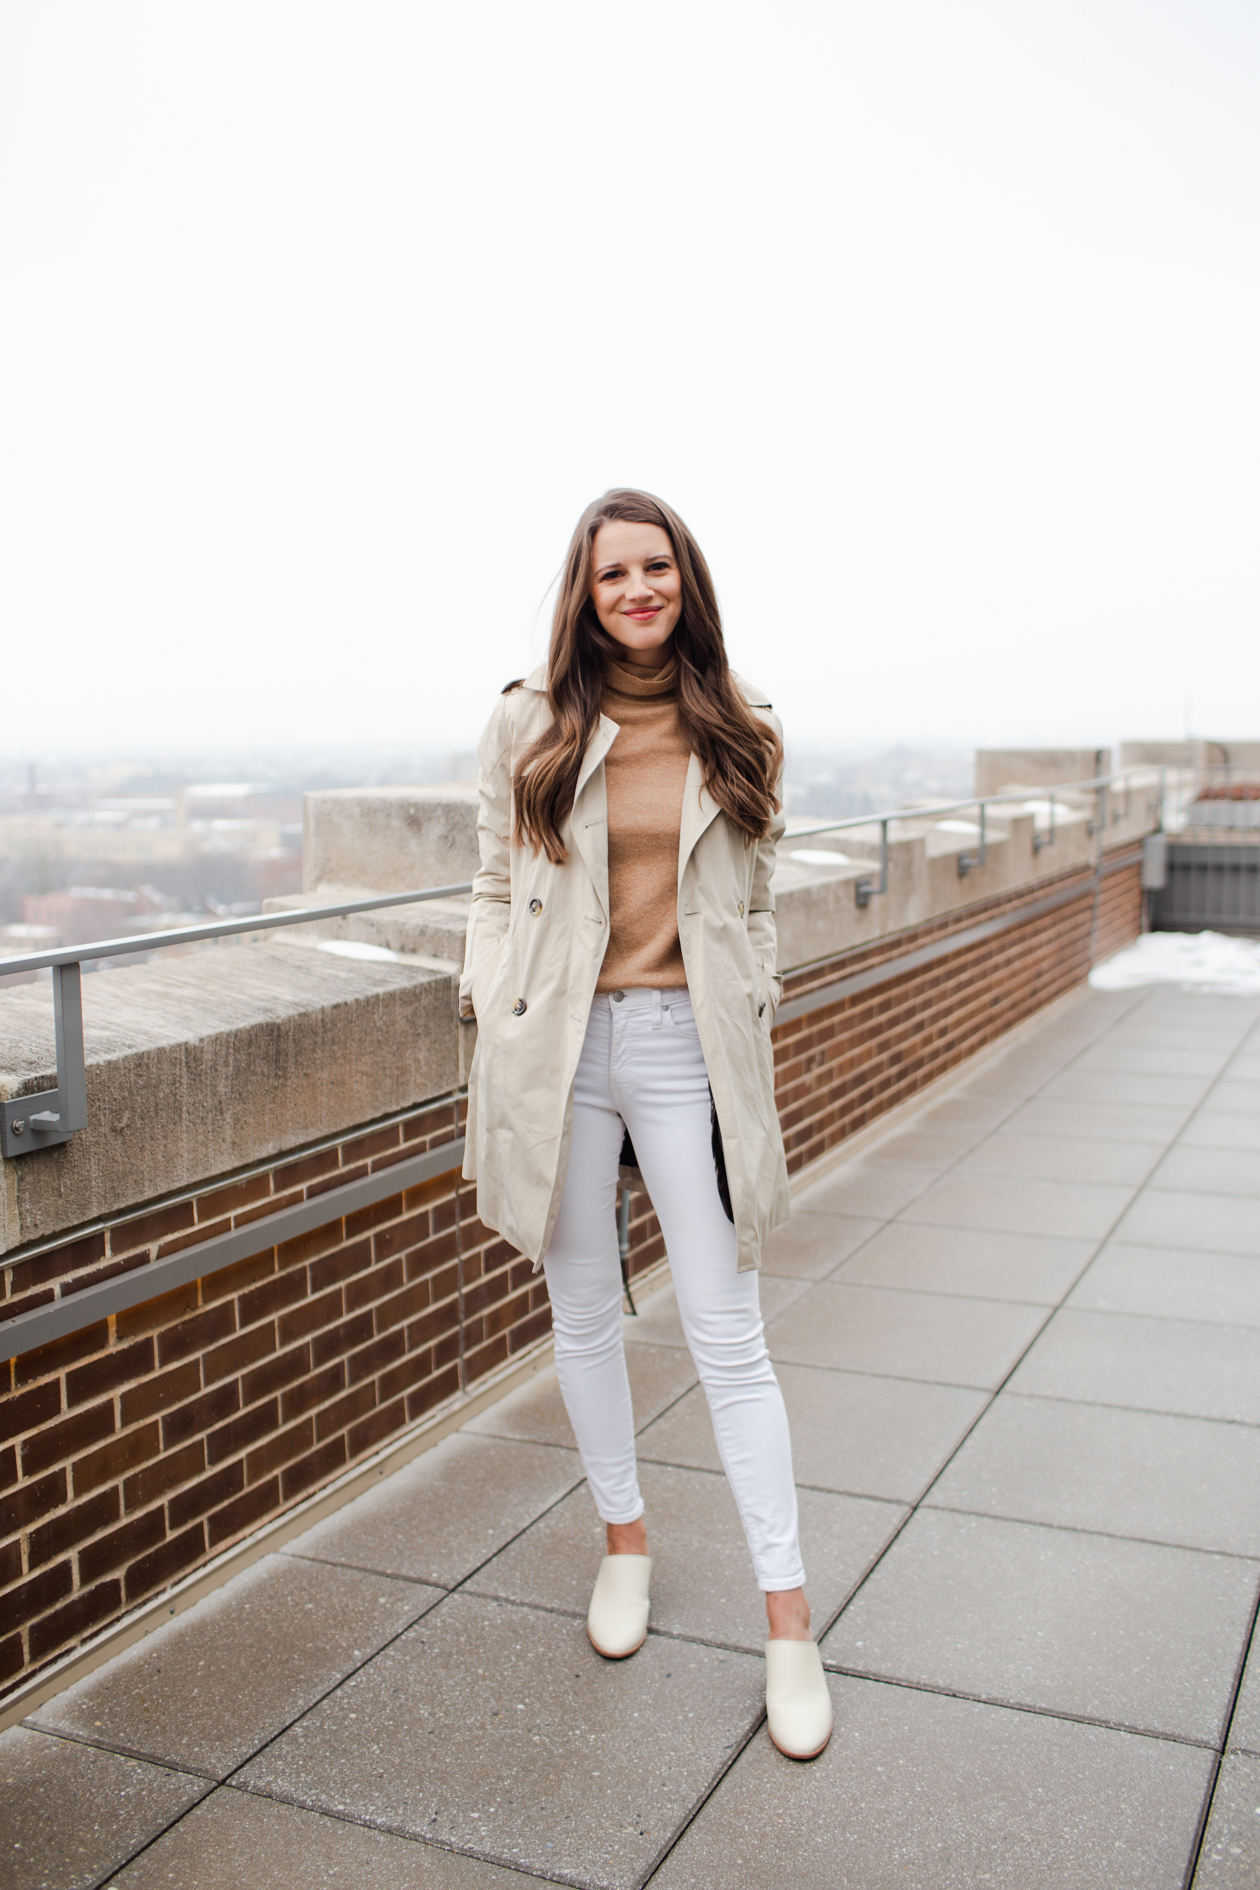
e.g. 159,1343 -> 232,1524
595,552 -> 674,574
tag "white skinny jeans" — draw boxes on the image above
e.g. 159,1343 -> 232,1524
543,987 -> 805,1592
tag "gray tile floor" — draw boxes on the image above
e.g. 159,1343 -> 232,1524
5,983 -> 1259,1889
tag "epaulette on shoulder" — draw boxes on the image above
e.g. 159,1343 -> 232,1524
501,678 -> 526,694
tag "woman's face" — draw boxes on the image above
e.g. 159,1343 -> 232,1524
589,520 -> 682,664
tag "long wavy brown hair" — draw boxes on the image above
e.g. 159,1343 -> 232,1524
511,489 -> 782,863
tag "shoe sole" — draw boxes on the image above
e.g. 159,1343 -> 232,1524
767,1723 -> 833,1761
587,1625 -> 647,1660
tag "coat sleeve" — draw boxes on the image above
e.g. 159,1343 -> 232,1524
746,711 -> 785,1021
459,700 -> 513,1021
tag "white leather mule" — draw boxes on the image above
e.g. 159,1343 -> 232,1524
764,1639 -> 833,1759
587,1554 -> 652,1658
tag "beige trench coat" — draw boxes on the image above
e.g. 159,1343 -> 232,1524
459,663 -> 791,1273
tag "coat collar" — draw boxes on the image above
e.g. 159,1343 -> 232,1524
520,661 -> 771,899
678,753 -> 722,885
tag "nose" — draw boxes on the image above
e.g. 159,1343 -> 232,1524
625,565 -> 654,599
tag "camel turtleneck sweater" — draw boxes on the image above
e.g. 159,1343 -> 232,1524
595,653 -> 690,993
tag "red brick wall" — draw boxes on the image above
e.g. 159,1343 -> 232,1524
775,855 -> 1142,1172
0,851 -> 1141,1700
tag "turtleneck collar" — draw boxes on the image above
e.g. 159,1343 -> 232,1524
603,652 -> 679,699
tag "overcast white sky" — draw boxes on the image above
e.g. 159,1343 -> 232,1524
2,0 -> 1257,760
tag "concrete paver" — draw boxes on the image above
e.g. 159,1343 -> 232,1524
1038,1068 -> 1216,1107
1192,1753 -> 1260,1888
1002,1094 -> 1196,1142
954,1055 -> 1073,1098
12,983 -> 1260,1890
853,1122 -> 983,1170
1230,1635 -> 1260,1756
30,1555 -> 440,1778
105,1785 -> 536,1887
821,1507 -> 1258,1742
1149,1145 -> 1260,1195
1206,1077 -> 1260,1114
928,1393 -> 1260,1557
909,1089 -> 1022,1133
236,1591 -> 764,1890
1073,1043 -> 1232,1077
1103,1023 -> 1250,1049
465,1459 -> 905,1652
836,1220 -> 1096,1303
954,1128 -> 1161,1184
638,1362 -> 988,1502
1009,1306 -> 1260,1423
651,1674 -> 1213,1890
283,1432 -> 583,1587
1180,1110 -> 1260,1151
787,1159 -> 943,1222
0,1727 -> 208,1890
902,1170 -> 1137,1239
1067,1241 -> 1260,1326
1111,1189 -> 1260,1256
757,1210 -> 883,1279
765,1278 -> 1048,1387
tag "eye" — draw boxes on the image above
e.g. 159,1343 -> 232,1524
647,560 -> 671,573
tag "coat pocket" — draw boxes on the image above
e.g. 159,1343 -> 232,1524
470,932 -> 510,1021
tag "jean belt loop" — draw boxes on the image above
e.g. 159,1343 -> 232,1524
651,989 -> 662,1028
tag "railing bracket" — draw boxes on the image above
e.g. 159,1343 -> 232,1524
1,964 -> 88,1159
854,819 -> 890,908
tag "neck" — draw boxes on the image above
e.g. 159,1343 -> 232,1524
612,635 -> 675,671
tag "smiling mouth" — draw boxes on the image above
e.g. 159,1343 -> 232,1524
624,608 -> 662,622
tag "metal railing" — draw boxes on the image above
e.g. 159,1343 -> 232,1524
0,881 -> 473,1160
784,765 -> 1166,907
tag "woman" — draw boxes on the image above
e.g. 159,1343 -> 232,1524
460,489 -> 832,1760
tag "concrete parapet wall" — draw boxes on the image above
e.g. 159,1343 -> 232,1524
0,946 -> 462,1258
776,785 -> 1156,971
974,747 -> 1109,797
302,787 -> 480,895
1120,739 -> 1260,769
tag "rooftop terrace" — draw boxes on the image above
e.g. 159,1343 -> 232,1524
4,977 -> 1259,1888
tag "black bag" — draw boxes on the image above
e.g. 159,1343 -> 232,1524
709,1088 -> 734,1224
619,1110 -> 733,1224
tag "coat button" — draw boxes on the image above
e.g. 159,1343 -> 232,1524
512,998 -> 527,1016
738,901 -> 745,917
611,989 -> 625,1002
529,898 -> 543,915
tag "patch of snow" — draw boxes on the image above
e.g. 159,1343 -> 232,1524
789,848 -> 852,867
317,938 -> 398,963
1089,930 -> 1260,995
935,819 -> 981,835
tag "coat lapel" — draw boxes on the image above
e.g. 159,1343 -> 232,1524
678,753 -> 722,888
570,715 -> 618,919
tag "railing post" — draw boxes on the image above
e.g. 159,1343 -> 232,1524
958,801 -> 988,877
1,960 -> 88,1157
855,818 -> 890,907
